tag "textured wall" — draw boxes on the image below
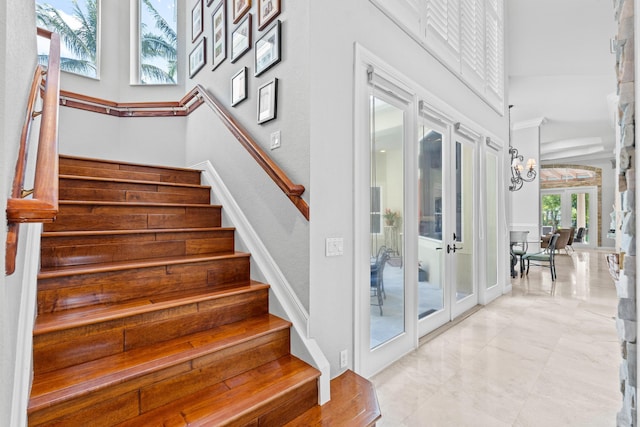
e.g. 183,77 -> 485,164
614,0 -> 637,424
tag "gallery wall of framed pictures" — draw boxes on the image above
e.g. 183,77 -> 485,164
189,0 -> 283,124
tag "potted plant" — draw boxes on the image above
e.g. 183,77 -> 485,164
383,209 -> 399,226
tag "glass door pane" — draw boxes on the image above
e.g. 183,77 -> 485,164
452,141 -> 475,310
370,96 -> 405,349
541,193 -> 562,230
417,125 -> 445,320
485,152 -> 498,289
571,191 -> 590,244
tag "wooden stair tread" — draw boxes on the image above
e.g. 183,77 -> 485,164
38,252 -> 250,279
34,281 -> 270,335
60,154 -> 202,174
58,200 -> 220,208
29,314 -> 292,413
41,227 -> 235,238
59,174 -> 210,189
285,370 -> 382,426
116,355 -> 320,427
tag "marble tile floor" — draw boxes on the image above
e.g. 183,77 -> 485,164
371,249 -> 621,426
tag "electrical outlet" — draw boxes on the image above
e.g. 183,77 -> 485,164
270,130 -> 281,149
340,349 -> 348,368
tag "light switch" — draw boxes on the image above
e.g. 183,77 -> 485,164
270,131 -> 281,149
326,237 -> 344,257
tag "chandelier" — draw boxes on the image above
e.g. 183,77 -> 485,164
508,146 -> 536,191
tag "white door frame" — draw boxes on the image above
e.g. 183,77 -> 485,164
354,47 -> 417,378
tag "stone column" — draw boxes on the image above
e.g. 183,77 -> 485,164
614,0 -> 637,425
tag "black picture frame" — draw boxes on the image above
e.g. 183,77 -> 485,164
191,0 -> 204,42
211,1 -> 226,70
254,20 -> 281,76
257,78 -> 277,124
231,67 -> 248,106
189,37 -> 207,78
231,14 -> 252,63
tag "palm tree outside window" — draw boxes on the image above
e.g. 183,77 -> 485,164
36,0 -> 177,84
36,0 -> 99,79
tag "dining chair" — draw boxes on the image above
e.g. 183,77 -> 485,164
522,233 -> 560,281
370,246 -> 390,315
509,230 -> 529,277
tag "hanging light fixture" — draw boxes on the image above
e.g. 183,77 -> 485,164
508,105 -> 537,191
508,146 -> 537,191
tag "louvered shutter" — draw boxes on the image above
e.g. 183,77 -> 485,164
460,0 -> 485,83
425,0 -> 460,60
485,0 -> 504,102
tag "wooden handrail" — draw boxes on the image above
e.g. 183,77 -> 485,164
6,29 -> 61,274
56,85 -> 309,220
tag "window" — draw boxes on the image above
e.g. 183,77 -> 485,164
36,0 -> 100,79
370,0 -> 505,111
137,0 -> 177,84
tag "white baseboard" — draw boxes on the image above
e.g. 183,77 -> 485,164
191,160 -> 331,404
10,223 -> 42,427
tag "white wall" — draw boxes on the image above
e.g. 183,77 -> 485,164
308,0 -> 508,377
510,125 -> 541,248
1,1 -> 38,425
182,0 -> 311,309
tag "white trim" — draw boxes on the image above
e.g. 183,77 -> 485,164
10,223 -> 42,427
191,160 -> 331,404
512,117 -> 547,130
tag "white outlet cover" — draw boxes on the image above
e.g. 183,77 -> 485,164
326,237 -> 343,257
270,130 -> 281,149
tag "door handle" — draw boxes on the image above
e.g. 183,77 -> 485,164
447,244 -> 462,254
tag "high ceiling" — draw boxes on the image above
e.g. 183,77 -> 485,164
507,0 -> 618,164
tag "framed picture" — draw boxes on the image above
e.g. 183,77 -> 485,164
254,20 -> 280,76
258,0 -> 280,30
189,37 -> 207,78
231,67 -> 248,106
231,14 -> 252,63
232,0 -> 251,23
257,78 -> 277,124
191,0 -> 203,42
211,2 -> 226,70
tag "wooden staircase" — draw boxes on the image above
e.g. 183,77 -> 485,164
28,155 -> 323,426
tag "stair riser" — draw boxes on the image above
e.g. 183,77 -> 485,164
28,330 -> 290,427
60,179 -> 210,204
44,204 -> 222,232
60,157 -> 201,185
33,288 -> 270,374
38,256 -> 251,314
41,230 -> 235,268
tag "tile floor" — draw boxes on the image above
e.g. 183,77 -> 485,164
371,248 -> 622,426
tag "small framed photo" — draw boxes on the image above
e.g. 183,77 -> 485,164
232,0 -> 251,23
189,37 -> 207,78
258,0 -> 280,30
257,78 -> 277,124
254,20 -> 280,76
191,0 -> 204,42
231,14 -> 252,63
231,67 -> 248,106
211,2 -> 226,70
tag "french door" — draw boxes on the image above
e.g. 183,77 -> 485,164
354,55 -> 486,378
416,116 -> 477,336
541,187 -> 597,247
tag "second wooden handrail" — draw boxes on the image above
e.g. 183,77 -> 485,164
56,85 -> 309,220
6,28 -> 61,274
